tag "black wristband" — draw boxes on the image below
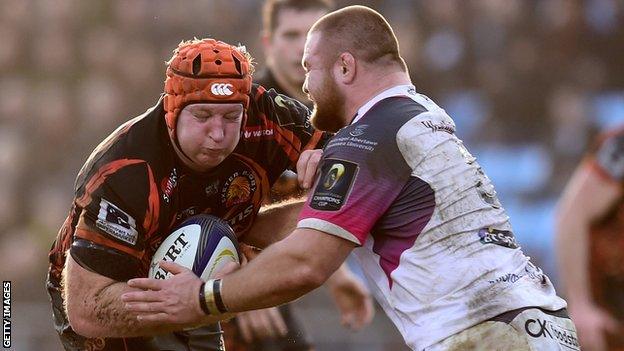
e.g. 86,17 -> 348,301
213,279 -> 228,313
198,282 -> 211,315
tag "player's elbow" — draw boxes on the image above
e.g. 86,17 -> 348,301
293,259 -> 332,291
67,305 -> 103,338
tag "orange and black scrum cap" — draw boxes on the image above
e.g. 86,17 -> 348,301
163,38 -> 254,138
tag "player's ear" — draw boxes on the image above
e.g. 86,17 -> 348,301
337,52 -> 356,84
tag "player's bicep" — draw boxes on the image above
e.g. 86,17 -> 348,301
299,155 -> 405,245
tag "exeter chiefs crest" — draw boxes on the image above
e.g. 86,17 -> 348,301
221,170 -> 257,207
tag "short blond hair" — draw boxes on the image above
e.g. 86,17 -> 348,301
310,5 -> 406,71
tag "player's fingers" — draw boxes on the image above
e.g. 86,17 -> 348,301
267,307 -> 288,336
121,289 -> 162,303
136,312 -> 169,323
159,260 -> 188,275
124,302 -> 165,314
296,151 -> 313,186
236,314 -> 254,343
362,296 -> 375,325
250,310 -> 272,339
126,278 -> 163,291
213,261 -> 240,279
240,244 -> 260,261
303,151 -> 321,189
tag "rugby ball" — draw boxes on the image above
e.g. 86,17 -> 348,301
148,214 -> 240,281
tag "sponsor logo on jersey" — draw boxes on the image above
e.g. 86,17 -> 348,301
161,168 -> 178,203
210,83 -> 234,96
310,159 -> 358,211
205,180 -> 220,197
478,228 -> 519,249
421,120 -> 455,134
221,170 -> 257,207
524,318 -> 579,350
243,126 -> 275,139
96,198 -> 138,245
175,206 -> 201,221
227,204 -> 255,228
349,124 -> 368,137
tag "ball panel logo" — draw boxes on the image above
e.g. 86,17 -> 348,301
310,159 -> 358,211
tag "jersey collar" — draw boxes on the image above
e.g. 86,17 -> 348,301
352,84 -> 416,124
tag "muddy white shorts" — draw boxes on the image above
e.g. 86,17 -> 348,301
426,307 -> 579,351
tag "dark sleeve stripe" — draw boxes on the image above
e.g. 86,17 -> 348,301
76,158 -> 146,208
75,227 -> 144,260
259,113 -> 303,164
303,130 -> 324,151
254,85 -> 267,102
142,164 -> 160,240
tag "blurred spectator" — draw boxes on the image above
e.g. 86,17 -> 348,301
1,1 -> 622,350
556,126 -> 624,350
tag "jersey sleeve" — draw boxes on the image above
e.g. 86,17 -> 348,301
239,84 -> 329,184
590,131 -> 624,182
297,129 -> 412,246
70,160 -> 155,281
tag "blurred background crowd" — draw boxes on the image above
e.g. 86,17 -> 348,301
0,0 -> 622,350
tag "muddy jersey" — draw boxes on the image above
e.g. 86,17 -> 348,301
47,84 -> 324,351
298,85 -> 567,350
587,127 -> 624,347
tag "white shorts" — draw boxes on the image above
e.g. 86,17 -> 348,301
427,307 -> 579,351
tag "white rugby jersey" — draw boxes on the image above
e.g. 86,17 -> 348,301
298,85 -> 567,350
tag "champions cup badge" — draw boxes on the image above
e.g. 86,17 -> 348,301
323,163 -> 345,190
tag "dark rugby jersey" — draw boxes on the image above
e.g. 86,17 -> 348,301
587,126 -> 624,347
47,84 -> 324,351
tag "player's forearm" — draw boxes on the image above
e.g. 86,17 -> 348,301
222,234 -> 329,312
69,280 -> 190,337
243,198 -> 305,248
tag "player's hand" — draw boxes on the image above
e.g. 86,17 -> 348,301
122,261 -> 209,326
296,149 -> 322,189
235,307 -> 288,342
569,301 -> 619,351
326,268 -> 374,331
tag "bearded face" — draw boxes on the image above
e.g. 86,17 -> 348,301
309,69 -> 347,133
